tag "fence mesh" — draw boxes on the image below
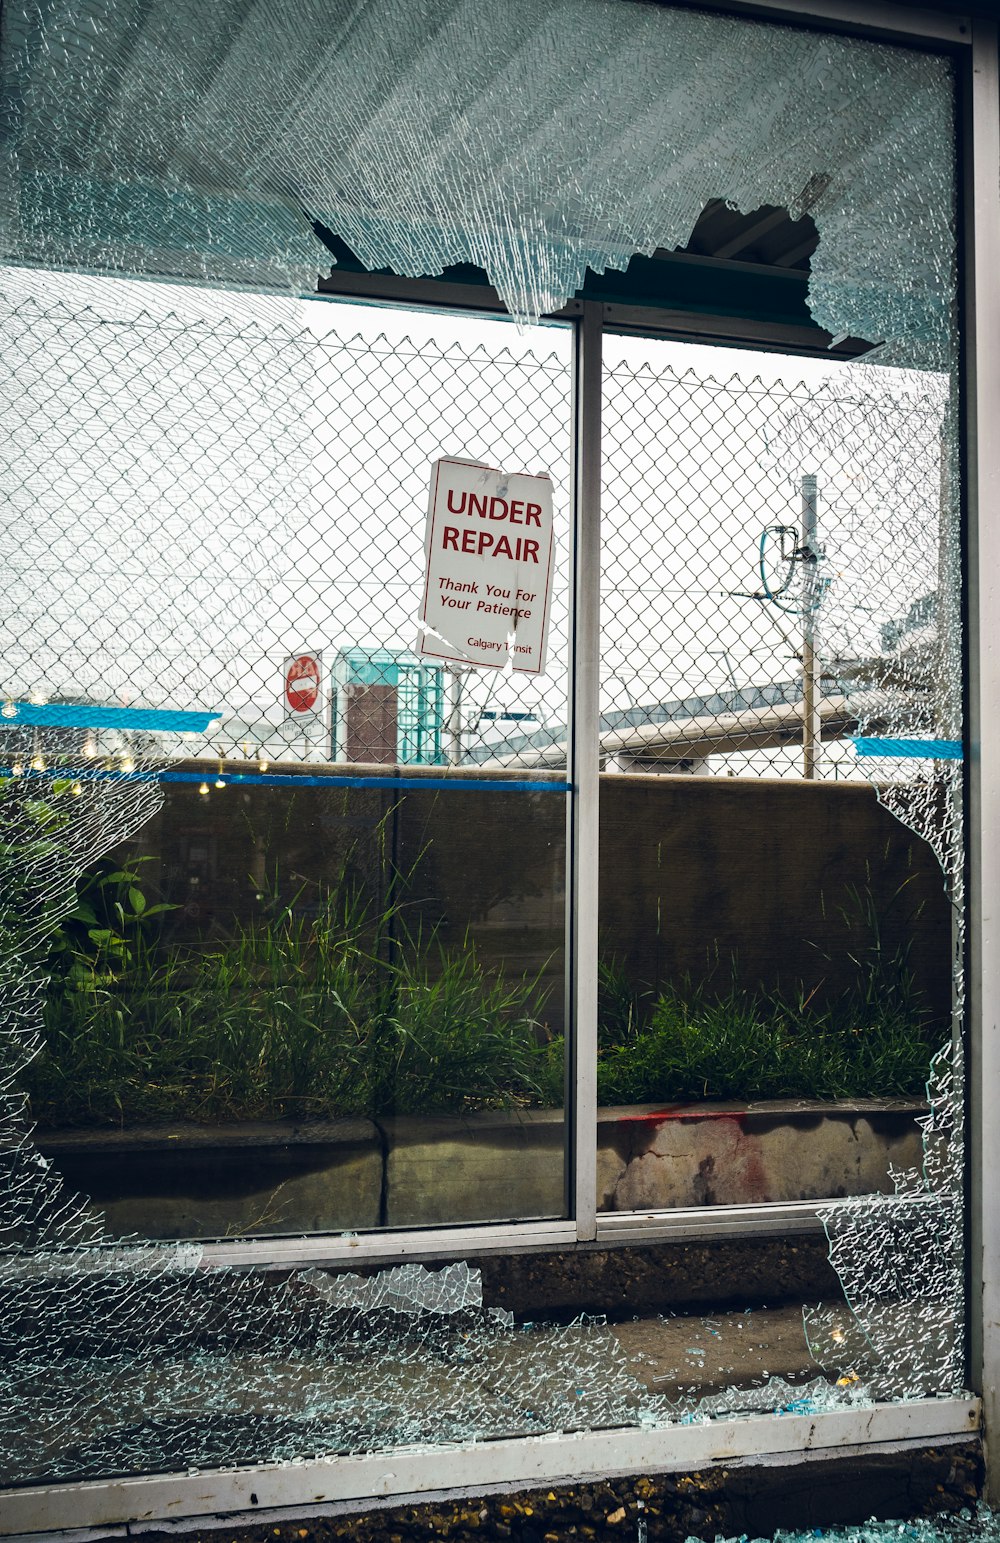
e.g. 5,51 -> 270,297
599,350 -> 949,780
0,286 -> 572,773
0,284 -> 953,785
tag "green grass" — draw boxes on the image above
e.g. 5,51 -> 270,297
594,978 -> 937,1105
27,885 -> 551,1127
26,866 -> 941,1128
536,949 -> 940,1109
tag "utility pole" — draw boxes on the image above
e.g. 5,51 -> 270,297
801,474 -> 822,779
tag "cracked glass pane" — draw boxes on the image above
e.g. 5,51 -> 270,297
3,0 -> 953,360
0,0 -> 963,1500
596,337 -> 963,1396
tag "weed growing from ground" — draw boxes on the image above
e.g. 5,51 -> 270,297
28,862 -> 940,1126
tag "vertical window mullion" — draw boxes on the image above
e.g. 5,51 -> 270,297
567,299 -> 602,1240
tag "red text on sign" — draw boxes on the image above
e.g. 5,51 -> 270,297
446,490 -> 542,525
441,527 -> 540,562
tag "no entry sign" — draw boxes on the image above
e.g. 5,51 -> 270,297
417,458 -> 554,674
284,653 -> 321,714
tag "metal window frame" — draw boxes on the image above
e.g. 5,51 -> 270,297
567,298 -> 602,1241
4,0 -> 993,1530
0,1400 -> 980,1539
317,273 -> 883,361
963,11 -> 1000,1500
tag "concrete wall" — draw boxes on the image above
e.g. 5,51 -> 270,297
119,763 -> 951,1033
38,1099 -> 924,1239
600,774 -> 951,1022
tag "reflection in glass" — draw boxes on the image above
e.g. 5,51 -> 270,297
30,775 -> 567,1237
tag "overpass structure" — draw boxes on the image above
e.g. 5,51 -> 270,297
472,682 -> 896,770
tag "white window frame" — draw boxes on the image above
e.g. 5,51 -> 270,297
4,1 -> 997,1532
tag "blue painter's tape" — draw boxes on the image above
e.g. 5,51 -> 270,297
0,703 -> 220,733
0,766 -> 569,793
852,736 -> 963,761
159,772 -> 570,792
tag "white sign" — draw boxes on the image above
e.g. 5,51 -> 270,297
417,458 -> 554,674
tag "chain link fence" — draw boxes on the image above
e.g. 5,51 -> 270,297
598,348 -> 948,780
0,286 -> 573,773
0,274 -> 965,1486
0,281 -> 950,782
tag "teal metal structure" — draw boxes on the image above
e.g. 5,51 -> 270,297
332,648 -> 446,765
